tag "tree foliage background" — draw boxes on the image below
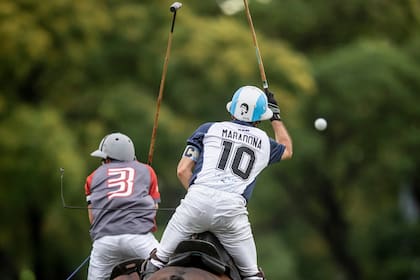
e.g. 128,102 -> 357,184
1,0 -> 420,279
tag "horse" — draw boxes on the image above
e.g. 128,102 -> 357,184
145,266 -> 232,280
110,231 -> 242,280
111,263 -> 230,280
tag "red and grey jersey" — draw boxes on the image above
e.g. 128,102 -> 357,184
185,120 -> 285,202
84,160 -> 160,241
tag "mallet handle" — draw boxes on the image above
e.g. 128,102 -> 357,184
148,2 -> 182,165
243,0 -> 268,91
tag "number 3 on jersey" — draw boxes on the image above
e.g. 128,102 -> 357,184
107,167 -> 135,199
217,140 -> 255,180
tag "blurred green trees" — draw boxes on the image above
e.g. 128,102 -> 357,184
1,0 -> 419,279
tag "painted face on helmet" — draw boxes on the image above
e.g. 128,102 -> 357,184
240,103 -> 249,116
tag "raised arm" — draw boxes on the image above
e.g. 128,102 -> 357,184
266,91 -> 293,160
271,120 -> 293,159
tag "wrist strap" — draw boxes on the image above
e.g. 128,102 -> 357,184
270,113 -> 282,122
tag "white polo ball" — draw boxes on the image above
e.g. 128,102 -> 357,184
314,118 -> 327,131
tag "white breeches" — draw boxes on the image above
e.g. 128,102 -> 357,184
156,186 -> 260,278
88,233 -> 158,280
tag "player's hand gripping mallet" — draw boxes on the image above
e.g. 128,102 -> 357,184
148,2 -> 182,165
243,0 -> 269,93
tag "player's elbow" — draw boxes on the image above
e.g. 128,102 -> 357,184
176,164 -> 189,181
177,166 -> 192,189
176,168 -> 184,181
281,147 -> 293,160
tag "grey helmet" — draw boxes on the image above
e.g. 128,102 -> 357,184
90,132 -> 135,161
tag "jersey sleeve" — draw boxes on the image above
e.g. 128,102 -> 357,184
146,165 -> 161,203
84,172 -> 94,204
186,122 -> 213,150
268,139 -> 286,164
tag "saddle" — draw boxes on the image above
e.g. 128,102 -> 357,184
166,231 -> 242,280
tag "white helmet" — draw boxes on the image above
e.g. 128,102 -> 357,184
226,86 -> 273,122
91,132 -> 135,161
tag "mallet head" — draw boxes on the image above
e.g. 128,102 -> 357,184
170,2 -> 182,12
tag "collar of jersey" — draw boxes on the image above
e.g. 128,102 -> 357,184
231,119 -> 254,127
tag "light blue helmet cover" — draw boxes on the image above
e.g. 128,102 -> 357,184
226,86 -> 273,122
